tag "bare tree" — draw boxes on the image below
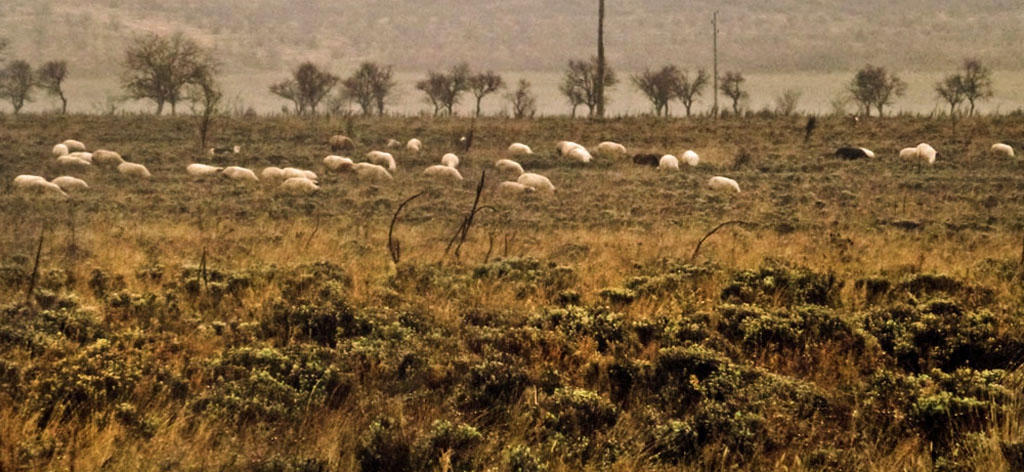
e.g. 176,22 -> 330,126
270,62 -> 338,116
415,63 -> 470,116
595,0 -> 606,118
959,58 -> 993,116
847,64 -> 906,117
121,32 -> 214,115
774,89 -> 802,116
342,61 -> 396,116
0,60 -> 35,114
467,70 -> 504,117
719,71 -> 747,115
188,68 -> 222,150
632,65 -> 680,117
37,60 -> 68,114
560,57 -> 618,118
505,78 -> 537,119
675,68 -> 709,117
935,74 -> 965,117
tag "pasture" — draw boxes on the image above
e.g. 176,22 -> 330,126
2,112 -> 1024,471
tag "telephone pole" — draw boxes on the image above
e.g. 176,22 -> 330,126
712,10 -> 719,118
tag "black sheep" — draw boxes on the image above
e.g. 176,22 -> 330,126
632,153 -> 660,167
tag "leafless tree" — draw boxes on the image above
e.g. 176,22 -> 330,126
847,64 -> 906,117
121,32 -> 214,115
560,57 -> 618,118
774,89 -> 802,116
270,62 -> 339,116
505,78 -> 537,119
415,63 -> 470,116
959,58 -> 993,116
37,60 -> 69,114
188,69 -> 222,150
719,71 -> 748,115
675,68 -> 709,117
632,65 -> 680,117
467,70 -> 504,117
935,74 -> 965,117
341,61 -> 395,116
0,60 -> 35,114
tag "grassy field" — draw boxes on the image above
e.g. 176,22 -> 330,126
3,112 -> 1024,471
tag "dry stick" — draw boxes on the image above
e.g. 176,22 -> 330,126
483,232 -> 496,264
1018,233 -> 1024,280
25,229 -> 45,305
388,192 -> 424,264
444,171 -> 489,260
690,220 -> 755,264
304,214 -> 321,249
199,246 -> 208,290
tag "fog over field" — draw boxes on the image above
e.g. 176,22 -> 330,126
3,0 -> 1024,115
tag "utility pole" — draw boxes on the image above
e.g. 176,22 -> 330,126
712,10 -> 719,118
596,0 -> 606,118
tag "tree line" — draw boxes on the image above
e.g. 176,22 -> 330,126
0,32 -> 999,119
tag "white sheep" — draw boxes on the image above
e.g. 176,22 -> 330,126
517,172 -> 555,193
899,147 -> 919,159
62,139 -> 86,152
708,176 -> 741,193
353,162 -> 394,182
659,154 -> 679,170
187,163 -> 223,177
406,138 -> 422,153
385,138 -> 402,149
566,146 -> 593,163
423,164 -> 463,180
57,154 -> 91,168
51,176 -> 89,191
916,143 -> 937,164
282,167 -> 318,181
496,181 -> 535,195
223,166 -> 259,182
329,135 -> 355,152
366,150 -> 397,171
14,175 -> 67,197
556,141 -> 583,155
495,159 -> 524,175
596,141 -> 627,158
92,150 -> 125,166
52,143 -> 69,157
118,162 -> 152,179
992,143 -> 1015,157
261,167 -> 285,181
508,143 -> 533,156
682,150 -> 700,167
67,152 -> 93,164
279,177 -> 319,195
324,155 -> 355,171
441,153 -> 459,168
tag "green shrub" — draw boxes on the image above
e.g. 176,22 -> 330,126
720,259 -> 841,307
413,420 -> 483,472
357,416 -> 412,472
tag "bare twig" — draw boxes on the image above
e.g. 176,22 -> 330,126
690,220 -> 756,263
445,171 -> 488,260
388,192 -> 424,264
25,228 -> 45,305
483,232 -> 496,264
1018,233 -> 1024,281
304,214 -> 321,249
199,246 -> 208,290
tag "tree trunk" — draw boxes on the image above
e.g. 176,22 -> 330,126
60,94 -> 68,115
595,0 -> 606,118
475,96 -> 483,117
156,100 -> 165,115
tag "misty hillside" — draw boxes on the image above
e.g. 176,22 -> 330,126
3,0 -> 1023,77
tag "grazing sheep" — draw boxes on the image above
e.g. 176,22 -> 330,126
566,146 -> 594,163
406,138 -> 422,153
508,142 -> 533,156
187,163 -> 223,177
517,172 -> 555,193
223,166 -> 259,182
495,159 -> 524,175
708,176 -> 741,193
329,135 -> 355,152
441,153 -> 459,168
596,141 -> 627,158
423,164 -> 463,180
57,154 -> 91,168
659,154 -> 679,170
353,162 -> 394,182
261,167 -> 285,181
52,143 -> 69,157
63,139 -> 86,152
92,150 -> 125,166
279,177 -> 319,195
834,147 -> 875,160
51,176 -> 89,191
632,153 -> 660,167
366,150 -> 397,171
385,138 -> 402,149
324,155 -> 355,171
282,167 -> 317,182
556,141 -> 583,155
14,175 -> 67,197
992,143 -> 1015,157
682,150 -> 700,167
899,147 -> 919,159
916,143 -> 938,164
118,162 -> 152,178
67,151 -> 94,164
496,181 -> 535,195
208,145 -> 240,155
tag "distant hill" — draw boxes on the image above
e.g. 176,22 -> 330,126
4,0 -> 1023,77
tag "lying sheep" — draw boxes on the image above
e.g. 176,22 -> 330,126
261,167 -> 285,181
353,162 -> 394,182
57,154 -> 91,168
92,150 -> 125,167
566,146 -> 593,163
423,164 -> 463,180
682,150 -> 700,167
441,153 -> 459,168
632,154 -> 660,167
518,172 -> 555,193
329,135 -> 355,152
52,143 -> 69,157
708,176 -> 741,193
324,155 -> 355,171
496,181 -> 535,195
52,176 -> 89,191
282,167 -> 317,181
187,163 -> 223,177
280,177 -> 319,195
992,142 -> 1015,157
386,138 -> 402,149
556,141 -> 583,155
406,138 -> 422,153
495,159 -> 524,175
14,175 -> 67,197
63,139 -> 86,152
596,141 -> 627,158
66,152 -> 94,164
366,151 -> 397,171
223,166 -> 259,182
118,162 -> 152,179
659,154 -> 679,170
508,143 -> 533,156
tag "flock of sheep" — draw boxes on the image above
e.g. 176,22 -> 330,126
12,133 -> 754,201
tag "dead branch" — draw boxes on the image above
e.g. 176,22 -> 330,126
388,192 -> 424,264
690,220 -> 757,264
